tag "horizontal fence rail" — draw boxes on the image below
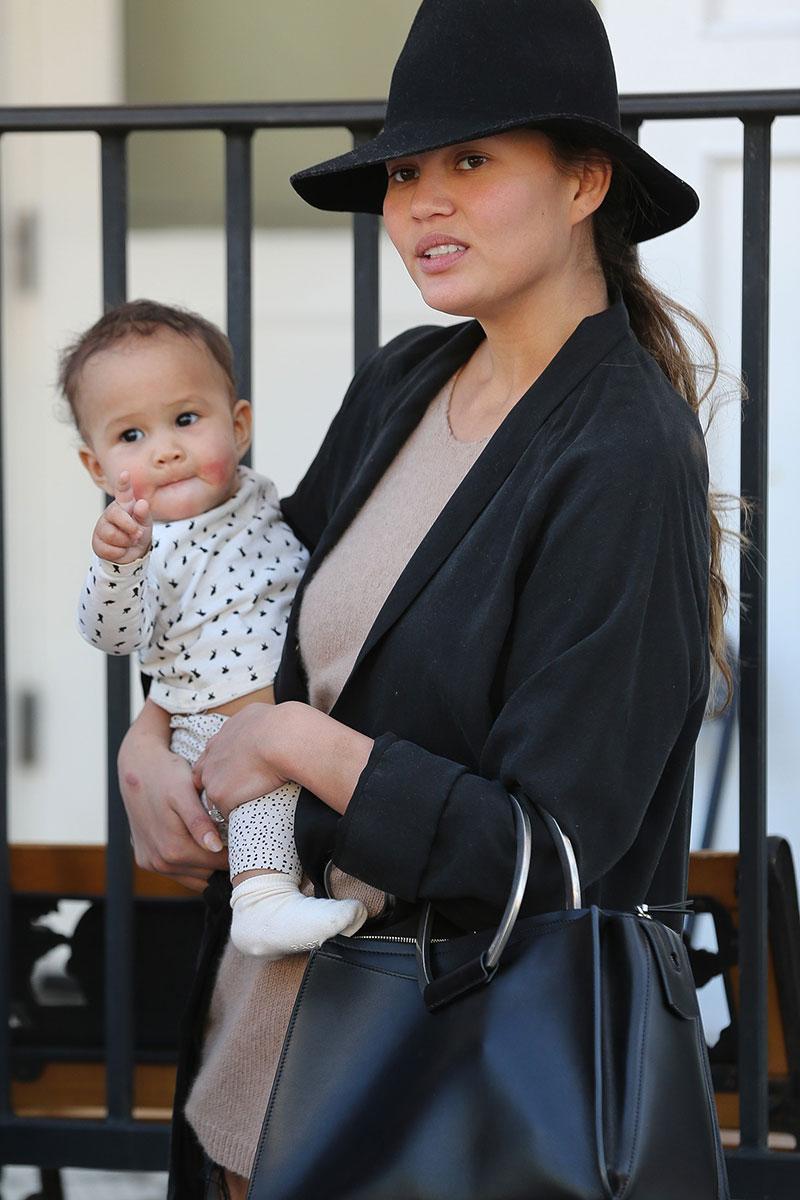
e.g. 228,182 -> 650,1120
0,92 -> 799,1197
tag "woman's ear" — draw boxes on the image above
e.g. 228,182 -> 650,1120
571,156 -> 613,225
232,399 -> 253,457
78,444 -> 108,491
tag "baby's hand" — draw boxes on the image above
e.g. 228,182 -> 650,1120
92,471 -> 153,564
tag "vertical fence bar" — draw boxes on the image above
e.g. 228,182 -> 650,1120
0,139 -> 10,1122
620,115 -> 642,144
225,130 -> 253,407
352,130 -> 380,369
737,115 -> 772,1152
100,131 -> 134,1122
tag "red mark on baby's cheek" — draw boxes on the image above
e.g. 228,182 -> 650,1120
204,459 -> 232,486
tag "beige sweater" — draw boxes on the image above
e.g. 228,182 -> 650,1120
184,377 -> 488,1178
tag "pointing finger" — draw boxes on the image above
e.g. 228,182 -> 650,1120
115,471 -> 136,507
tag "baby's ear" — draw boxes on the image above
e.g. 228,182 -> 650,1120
232,399 -> 253,457
78,444 -> 108,491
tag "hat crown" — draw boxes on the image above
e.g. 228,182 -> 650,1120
290,0 -> 699,242
386,0 -> 620,136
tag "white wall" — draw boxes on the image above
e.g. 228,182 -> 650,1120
0,0 -> 124,841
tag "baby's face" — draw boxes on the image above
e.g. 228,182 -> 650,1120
77,329 -> 251,522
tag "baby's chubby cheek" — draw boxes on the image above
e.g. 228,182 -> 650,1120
203,457 -> 238,487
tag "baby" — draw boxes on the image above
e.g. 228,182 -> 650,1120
62,299 -> 367,957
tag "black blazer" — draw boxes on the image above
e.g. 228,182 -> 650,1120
276,297 -> 711,933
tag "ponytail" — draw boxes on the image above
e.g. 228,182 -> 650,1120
549,135 -> 737,711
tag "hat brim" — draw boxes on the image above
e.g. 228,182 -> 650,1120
290,113 -> 698,243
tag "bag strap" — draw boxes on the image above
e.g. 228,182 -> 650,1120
536,802 -> 583,911
417,794 -> 582,1011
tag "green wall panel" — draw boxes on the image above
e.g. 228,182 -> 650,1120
125,0 -> 419,227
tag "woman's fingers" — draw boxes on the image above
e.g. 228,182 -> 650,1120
191,749 -> 206,794
127,771 -> 225,871
119,706 -> 228,879
177,785 -> 225,854
191,705 -> 288,815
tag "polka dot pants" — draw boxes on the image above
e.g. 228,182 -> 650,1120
170,712 -> 302,879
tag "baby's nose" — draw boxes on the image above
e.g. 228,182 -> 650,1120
154,439 -> 184,464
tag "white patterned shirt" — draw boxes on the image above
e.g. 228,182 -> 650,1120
78,466 -> 309,713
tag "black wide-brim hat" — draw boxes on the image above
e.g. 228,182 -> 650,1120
291,0 -> 699,243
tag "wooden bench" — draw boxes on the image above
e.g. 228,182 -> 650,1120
9,844 -> 203,1123
688,839 -> 800,1148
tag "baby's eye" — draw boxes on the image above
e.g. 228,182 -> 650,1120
387,165 -> 418,184
176,412 -> 199,427
456,154 -> 488,171
120,428 -> 143,443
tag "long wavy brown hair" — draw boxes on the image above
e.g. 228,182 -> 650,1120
549,133 -> 735,712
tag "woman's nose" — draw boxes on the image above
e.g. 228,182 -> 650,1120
409,170 -> 456,220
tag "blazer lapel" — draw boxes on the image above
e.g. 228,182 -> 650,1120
299,319 -> 485,593
343,299 -> 633,686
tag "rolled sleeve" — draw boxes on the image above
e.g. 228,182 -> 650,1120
334,733 -> 466,901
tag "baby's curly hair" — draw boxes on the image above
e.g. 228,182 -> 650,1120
59,299 -> 237,429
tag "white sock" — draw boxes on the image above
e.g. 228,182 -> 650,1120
229,872 -> 368,959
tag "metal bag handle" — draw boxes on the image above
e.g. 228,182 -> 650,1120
322,860 -> 397,929
417,794 -> 582,1011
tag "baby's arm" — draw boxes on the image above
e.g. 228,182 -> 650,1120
92,471 -> 152,564
78,473 -> 156,655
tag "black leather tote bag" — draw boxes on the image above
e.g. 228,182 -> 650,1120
248,797 -> 729,1200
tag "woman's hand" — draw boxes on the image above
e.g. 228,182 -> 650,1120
118,699 -> 228,891
192,703 -> 291,816
193,701 -> 375,818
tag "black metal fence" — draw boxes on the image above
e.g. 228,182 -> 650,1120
0,91 -> 798,1198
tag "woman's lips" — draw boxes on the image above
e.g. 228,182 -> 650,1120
417,244 -> 469,274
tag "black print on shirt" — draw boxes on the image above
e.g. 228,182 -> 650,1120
78,467 -> 309,712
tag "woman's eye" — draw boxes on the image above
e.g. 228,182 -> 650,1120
387,165 -> 418,184
120,428 -> 143,443
176,412 -> 199,427
456,154 -> 487,171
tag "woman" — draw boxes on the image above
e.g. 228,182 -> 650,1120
119,2 -> 728,1196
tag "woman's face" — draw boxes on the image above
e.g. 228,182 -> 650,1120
382,130 -> 596,321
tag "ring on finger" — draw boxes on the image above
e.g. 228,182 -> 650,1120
200,788 -> 229,835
